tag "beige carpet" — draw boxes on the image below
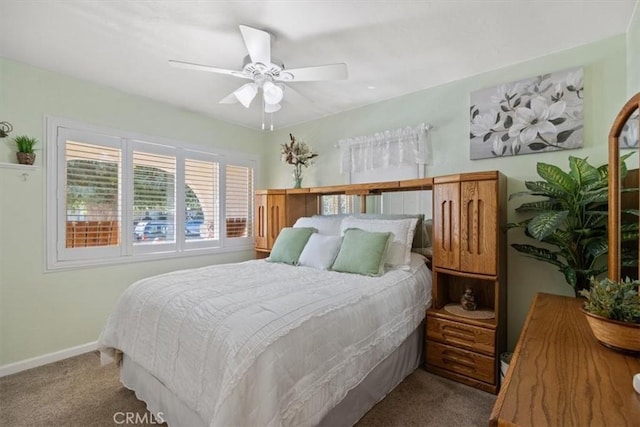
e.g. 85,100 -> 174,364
0,352 -> 495,426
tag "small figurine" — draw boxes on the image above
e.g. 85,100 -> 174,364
461,286 -> 477,311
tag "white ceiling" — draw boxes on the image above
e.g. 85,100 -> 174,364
1,1 -> 637,130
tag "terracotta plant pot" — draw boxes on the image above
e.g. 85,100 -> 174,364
581,307 -> 640,355
17,152 -> 36,165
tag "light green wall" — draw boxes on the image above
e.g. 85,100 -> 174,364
0,32 -> 631,366
263,35 -> 628,350
0,58 -> 267,365
628,1 -> 640,96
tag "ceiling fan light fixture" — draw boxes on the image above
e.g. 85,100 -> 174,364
264,103 -> 281,113
262,81 -> 284,105
234,83 -> 258,108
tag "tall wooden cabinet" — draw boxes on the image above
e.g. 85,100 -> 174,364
426,171 -> 507,394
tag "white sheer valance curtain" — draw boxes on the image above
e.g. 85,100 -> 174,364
338,123 -> 430,176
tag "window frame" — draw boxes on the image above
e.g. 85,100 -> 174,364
45,116 -> 259,271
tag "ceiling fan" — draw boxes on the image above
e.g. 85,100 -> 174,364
169,25 -> 348,124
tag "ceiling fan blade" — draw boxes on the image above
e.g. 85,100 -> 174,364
239,25 -> 271,66
276,63 -> 348,82
169,60 -> 252,79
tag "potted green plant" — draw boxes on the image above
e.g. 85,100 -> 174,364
14,135 -> 38,165
508,155 -> 638,296
579,277 -> 640,354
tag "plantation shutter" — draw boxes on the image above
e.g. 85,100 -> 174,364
184,157 -> 219,241
65,140 -> 121,249
225,164 -> 253,238
133,147 -> 177,244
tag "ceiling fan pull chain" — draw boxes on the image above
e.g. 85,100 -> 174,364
270,113 -> 274,132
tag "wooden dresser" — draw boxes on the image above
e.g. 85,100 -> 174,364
490,293 -> 640,426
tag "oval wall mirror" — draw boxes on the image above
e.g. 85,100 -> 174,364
608,92 -> 640,282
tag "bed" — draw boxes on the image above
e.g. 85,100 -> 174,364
99,216 -> 432,427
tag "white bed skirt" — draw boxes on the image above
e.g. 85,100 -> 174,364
120,323 -> 424,427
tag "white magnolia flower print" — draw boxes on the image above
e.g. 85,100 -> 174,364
566,109 -> 583,122
491,135 -> 506,156
471,109 -> 503,137
551,83 -> 564,101
469,66 -> 583,159
511,139 -> 522,155
528,76 -> 554,96
491,83 -> 520,105
508,96 -> 566,144
566,71 -> 584,98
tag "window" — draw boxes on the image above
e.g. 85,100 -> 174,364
46,117 -> 257,270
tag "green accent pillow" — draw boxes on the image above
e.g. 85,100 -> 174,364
331,228 -> 391,276
267,227 -> 316,265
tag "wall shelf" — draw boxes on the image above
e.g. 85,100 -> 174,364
0,162 -> 38,171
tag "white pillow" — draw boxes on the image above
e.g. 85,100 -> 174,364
298,234 -> 342,270
340,217 -> 418,270
294,216 -> 344,235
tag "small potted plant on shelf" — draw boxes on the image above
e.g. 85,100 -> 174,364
579,276 -> 640,354
14,135 -> 38,165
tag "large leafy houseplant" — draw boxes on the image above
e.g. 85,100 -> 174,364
508,155 -> 639,296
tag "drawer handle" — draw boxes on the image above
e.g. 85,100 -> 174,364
442,325 -> 475,343
442,350 -> 476,370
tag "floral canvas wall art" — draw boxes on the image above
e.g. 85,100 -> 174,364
469,67 -> 584,160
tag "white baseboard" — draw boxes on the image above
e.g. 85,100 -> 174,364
0,341 -> 99,378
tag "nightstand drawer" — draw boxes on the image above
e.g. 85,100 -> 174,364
427,316 -> 495,356
426,341 -> 495,384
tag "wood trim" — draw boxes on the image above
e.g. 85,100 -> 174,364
434,171 -> 499,184
308,180 -> 402,194
608,92 -> 640,282
265,175 -> 476,196
255,189 -> 286,195
398,177 -> 433,190
284,188 -> 310,195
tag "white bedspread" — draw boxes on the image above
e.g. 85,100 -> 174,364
99,254 -> 431,427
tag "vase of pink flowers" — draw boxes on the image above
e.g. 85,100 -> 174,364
280,134 -> 318,188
